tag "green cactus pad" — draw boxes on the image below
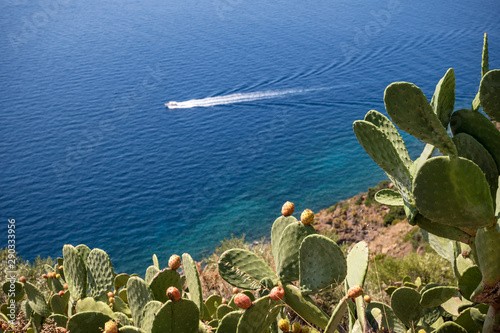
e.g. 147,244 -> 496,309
23,282 -> 50,317
76,297 -> 116,318
353,120 -> 413,196
205,295 -> 223,317
66,311 -> 116,333
474,225 -> 500,286
62,244 -> 87,300
119,326 -> 142,333
145,265 -> 160,285
119,288 -> 128,303
182,253 -> 205,318
346,241 -> 369,288
450,108 -> 500,173
75,244 -> 91,267
276,222 -> 317,282
482,33 -> 489,78
218,249 -> 276,290
364,110 -> 412,170
49,293 -> 69,315
434,322 -> 467,333
152,254 -> 160,269
283,284 -> 329,329
374,189 -> 404,206
384,82 -> 457,157
113,294 -> 131,317
480,69 -> 500,122
21,300 -> 32,319
413,156 -> 494,228
454,308 -> 481,333
48,314 -> 68,328
416,214 -> 472,245
453,133 -> 499,198
390,286 -> 423,328
299,234 -> 347,295
86,248 -> 115,298
271,215 -> 298,267
114,273 -> 130,290
430,68 -> 455,128
126,276 -> 152,327
148,268 -> 183,302
151,299 -> 199,333
236,295 -> 283,333
140,300 -> 162,333
365,301 -> 406,333
2,281 -> 24,302
325,298 -> 348,333
114,312 -> 131,326
217,311 -> 242,333
216,304 -> 234,320
419,286 -> 459,308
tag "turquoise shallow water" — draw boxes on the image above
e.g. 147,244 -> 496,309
1,0 -> 499,274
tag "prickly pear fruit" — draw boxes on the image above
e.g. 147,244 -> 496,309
63,283 -> 68,290
301,327 -> 310,333
278,318 -> 290,332
166,286 -> 181,302
292,322 -> 301,333
234,293 -> 252,309
364,295 -> 371,303
269,286 -> 284,300
347,285 -> 363,299
300,209 -> 314,225
233,287 -> 239,294
58,290 -> 65,297
168,254 -> 182,270
282,201 -> 295,216
56,274 -> 61,279
56,328 -> 66,333
107,291 -> 114,298
20,276 -> 26,283
58,265 -> 63,271
42,274 -> 48,279
104,320 -> 118,333
222,298 -> 227,304
109,297 -> 115,304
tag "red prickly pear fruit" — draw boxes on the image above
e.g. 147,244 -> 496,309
56,274 -> 61,279
269,286 -> 284,300
300,209 -> 314,225
42,274 -> 48,279
167,286 -> 181,302
278,318 -> 290,332
347,285 -> 363,299
234,293 -> 252,309
63,284 -> 69,290
168,254 -> 182,270
20,276 -> 26,283
104,320 -> 118,333
56,328 -> 67,333
292,322 -> 301,333
364,295 -> 371,303
222,298 -> 227,304
58,290 -> 64,297
282,201 -> 295,216
233,287 -> 239,294
107,291 -> 114,298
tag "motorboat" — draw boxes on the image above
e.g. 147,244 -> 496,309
165,101 -> 178,109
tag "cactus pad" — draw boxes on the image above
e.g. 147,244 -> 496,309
23,282 -> 50,317
474,225 -> 500,287
114,273 -> 130,290
434,322 -> 467,333
365,301 -> 405,333
299,234 -> 346,294
430,68 -> 455,128
325,299 -> 348,333
76,297 -> 116,318
62,244 -> 87,300
2,281 -> 24,302
75,244 -> 91,267
390,286 -> 423,328
384,82 -> 457,157
374,189 -> 404,206
66,311 -> 116,333
151,299 -> 199,333
218,249 -> 276,290
126,276 -> 152,327
205,295 -> 223,317
86,248 -> 115,297
420,286 -> 459,308
236,295 -> 283,333
479,69 -> 500,122
217,311 -> 242,333
276,222 -> 316,282
346,241 -> 369,288
140,300 -> 162,333
216,304 -> 234,320
119,326 -> 142,333
149,268 -> 183,302
282,284 -> 329,329
271,215 -> 298,265
48,314 -> 68,328
413,156 -> 494,228
145,265 -> 160,285
182,253 -> 205,318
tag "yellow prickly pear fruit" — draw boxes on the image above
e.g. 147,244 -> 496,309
300,209 -> 314,225
292,322 -> 301,333
278,318 -> 290,332
364,295 -> 371,303
104,320 -> 118,333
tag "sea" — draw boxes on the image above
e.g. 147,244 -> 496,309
1,0 -> 499,274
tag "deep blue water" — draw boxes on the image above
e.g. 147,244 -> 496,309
1,0 -> 499,274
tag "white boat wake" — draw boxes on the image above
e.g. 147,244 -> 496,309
165,88 -> 319,109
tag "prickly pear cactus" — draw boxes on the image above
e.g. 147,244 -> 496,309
62,244 -> 87,300
86,248 -> 115,297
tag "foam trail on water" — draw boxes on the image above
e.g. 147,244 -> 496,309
165,88 -> 323,109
